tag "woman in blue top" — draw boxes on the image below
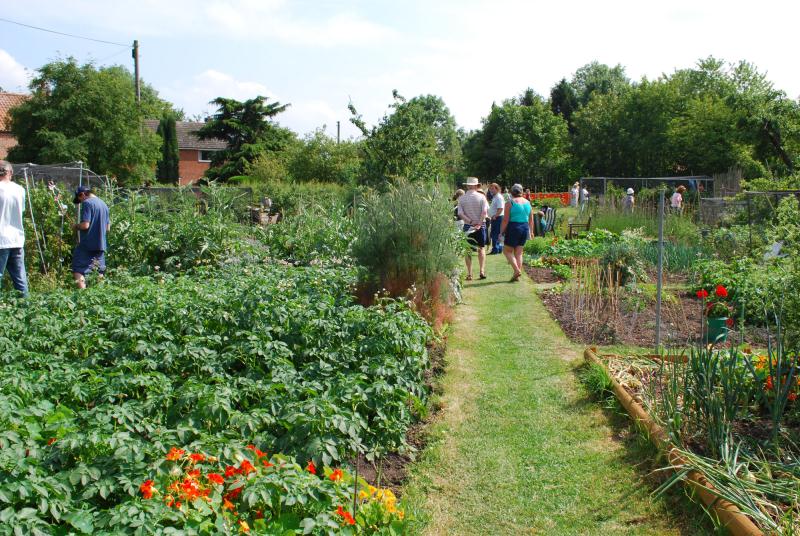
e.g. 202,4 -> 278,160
500,183 -> 533,282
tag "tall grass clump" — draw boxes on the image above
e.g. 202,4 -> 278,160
353,180 -> 462,327
592,205 -> 699,245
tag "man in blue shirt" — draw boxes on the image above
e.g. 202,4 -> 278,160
71,185 -> 110,289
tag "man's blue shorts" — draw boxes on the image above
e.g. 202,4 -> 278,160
71,248 -> 106,275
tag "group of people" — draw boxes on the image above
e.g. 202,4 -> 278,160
453,177 -> 533,282
0,160 -> 110,297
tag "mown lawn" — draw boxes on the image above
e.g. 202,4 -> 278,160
403,255 -> 714,535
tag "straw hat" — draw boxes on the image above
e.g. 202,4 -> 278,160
463,177 -> 480,186
626,188 -> 634,195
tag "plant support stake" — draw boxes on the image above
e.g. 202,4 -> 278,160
655,189 -> 665,351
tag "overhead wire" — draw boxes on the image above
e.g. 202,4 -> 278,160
0,16 -> 129,47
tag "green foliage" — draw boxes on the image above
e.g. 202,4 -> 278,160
8,58 -> 169,184
463,93 -> 575,188
349,92 -> 462,188
579,363 -> 614,400
353,181 -> 461,295
288,129 -> 362,185
197,96 -> 294,181
571,61 -> 631,106
155,114 -> 180,182
523,236 -> 549,256
0,264 -> 431,532
600,230 -> 649,286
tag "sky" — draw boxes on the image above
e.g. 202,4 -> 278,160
2,0 -> 799,140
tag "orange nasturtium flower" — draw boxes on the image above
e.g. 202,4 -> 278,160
140,480 -> 156,500
223,498 -> 235,510
329,468 -> 344,482
306,460 -> 317,475
262,459 -> 274,468
225,465 -> 238,478
166,447 -> 186,461
239,459 -> 256,474
335,505 -> 356,525
207,473 -> 225,485
189,453 -> 206,463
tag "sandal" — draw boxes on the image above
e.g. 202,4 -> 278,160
510,272 -> 521,282
479,273 -> 487,280
465,275 -> 473,281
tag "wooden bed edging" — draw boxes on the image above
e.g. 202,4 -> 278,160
584,348 -> 763,536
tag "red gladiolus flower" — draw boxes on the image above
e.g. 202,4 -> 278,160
336,505 -> 356,526
715,285 -> 728,297
166,447 -> 185,461
329,468 -> 344,482
696,289 -> 709,299
207,473 -> 224,485
306,460 -> 317,475
140,480 -> 155,500
189,453 -> 205,463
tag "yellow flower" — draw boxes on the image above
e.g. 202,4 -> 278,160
367,485 -> 377,496
397,510 -> 405,520
239,520 -> 250,533
358,490 -> 369,500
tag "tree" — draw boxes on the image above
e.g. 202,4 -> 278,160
8,58 -> 171,184
464,92 -> 574,189
288,129 -> 361,184
196,96 -> 293,181
156,114 -> 180,182
571,61 -> 631,106
349,91 -> 462,187
549,78 -> 578,133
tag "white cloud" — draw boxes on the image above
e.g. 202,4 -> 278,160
0,49 -> 30,92
161,69 -> 276,119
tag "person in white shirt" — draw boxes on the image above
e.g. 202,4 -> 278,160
488,182 -> 505,254
670,185 -> 686,214
457,177 -> 489,280
570,182 -> 580,207
580,186 -> 590,214
0,161 -> 28,297
623,188 -> 635,213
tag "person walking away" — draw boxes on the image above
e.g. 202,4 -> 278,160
488,183 -> 505,254
501,183 -> 533,282
457,177 -> 489,280
670,185 -> 685,215
570,182 -> 580,207
623,188 -> 635,213
0,161 -> 28,297
72,185 -> 110,289
580,185 -> 590,214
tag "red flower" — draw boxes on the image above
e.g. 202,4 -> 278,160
207,473 -> 224,485
329,468 -> 344,482
306,460 -> 316,475
189,453 -> 205,463
715,285 -> 728,298
140,480 -> 155,500
239,459 -> 256,474
225,465 -> 238,478
47,438 -> 57,446
726,318 -> 734,328
336,505 -> 356,526
255,510 -> 264,519
262,459 -> 274,468
166,447 -> 185,461
245,444 -> 256,451
765,376 -> 774,390
788,392 -> 797,402
696,289 -> 709,299
225,486 -> 243,501
186,469 -> 201,479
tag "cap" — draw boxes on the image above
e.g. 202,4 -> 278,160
626,188 -> 634,195
73,185 -> 91,204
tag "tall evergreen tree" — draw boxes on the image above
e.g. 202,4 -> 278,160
549,78 -> 579,133
156,114 -> 180,182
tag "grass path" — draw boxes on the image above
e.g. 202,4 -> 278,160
403,255 -> 710,535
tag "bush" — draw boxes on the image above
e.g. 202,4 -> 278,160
352,181 -> 462,323
523,236 -> 549,255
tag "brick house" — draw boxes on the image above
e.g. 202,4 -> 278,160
144,120 -> 227,185
0,92 -> 29,159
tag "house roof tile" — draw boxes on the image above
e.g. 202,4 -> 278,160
143,119 -> 227,150
0,93 -> 29,132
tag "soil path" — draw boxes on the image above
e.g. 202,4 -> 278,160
402,254 -> 706,535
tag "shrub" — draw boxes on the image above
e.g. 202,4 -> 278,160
524,236 -> 549,255
352,180 -> 462,324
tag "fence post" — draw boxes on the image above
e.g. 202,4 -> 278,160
655,189 -> 665,351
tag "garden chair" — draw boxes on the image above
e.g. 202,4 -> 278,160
567,216 -> 592,239
542,207 -> 557,237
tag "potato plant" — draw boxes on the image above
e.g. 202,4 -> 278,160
0,265 -> 430,533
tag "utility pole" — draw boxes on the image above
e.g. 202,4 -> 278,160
132,40 -> 141,105
336,121 -> 340,144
